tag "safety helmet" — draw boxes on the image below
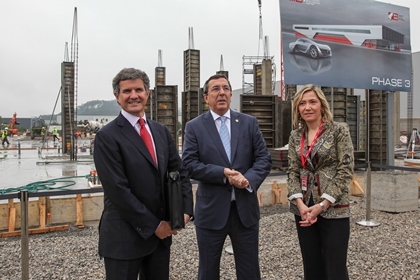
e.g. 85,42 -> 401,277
5,127 -> 8,130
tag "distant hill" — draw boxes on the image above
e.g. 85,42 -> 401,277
76,100 -> 120,115
39,100 -> 119,120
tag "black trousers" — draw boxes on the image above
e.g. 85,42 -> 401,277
294,215 -> 350,280
2,138 -> 9,146
104,241 -> 170,280
195,201 -> 261,280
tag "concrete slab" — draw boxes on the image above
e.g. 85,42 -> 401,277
370,171 -> 419,213
0,138 -> 95,196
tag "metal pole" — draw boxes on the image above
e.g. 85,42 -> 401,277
18,139 -> 21,157
365,161 -> 372,221
366,90 -> 370,162
357,161 -> 380,227
19,191 -> 29,279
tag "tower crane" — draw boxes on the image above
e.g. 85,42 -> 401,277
257,0 -> 263,58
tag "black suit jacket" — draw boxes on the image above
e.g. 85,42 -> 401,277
94,113 -> 193,260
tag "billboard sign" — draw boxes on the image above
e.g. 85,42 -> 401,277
279,0 -> 412,92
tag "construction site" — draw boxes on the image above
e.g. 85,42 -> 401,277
0,1 -> 419,279
1,0 -> 420,229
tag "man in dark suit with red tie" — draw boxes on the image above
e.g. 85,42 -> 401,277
182,74 -> 272,280
94,68 -> 193,280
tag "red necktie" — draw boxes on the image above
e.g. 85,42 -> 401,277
139,118 -> 157,165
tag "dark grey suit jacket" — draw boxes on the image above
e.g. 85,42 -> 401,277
182,110 -> 271,230
94,113 -> 193,260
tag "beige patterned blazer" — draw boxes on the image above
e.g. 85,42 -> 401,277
287,122 -> 354,219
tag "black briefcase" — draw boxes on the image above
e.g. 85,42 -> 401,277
167,171 -> 185,229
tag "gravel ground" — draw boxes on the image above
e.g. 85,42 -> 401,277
0,197 -> 419,280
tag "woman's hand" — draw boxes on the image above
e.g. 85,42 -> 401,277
299,209 -> 318,227
296,198 -> 316,227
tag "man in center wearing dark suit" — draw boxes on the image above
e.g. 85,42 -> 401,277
94,68 -> 193,280
182,74 -> 272,280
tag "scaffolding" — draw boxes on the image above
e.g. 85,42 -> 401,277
242,55 -> 276,95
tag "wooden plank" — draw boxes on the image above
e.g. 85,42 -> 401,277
278,183 -> 288,205
46,197 -> 51,226
271,181 -> 278,204
76,194 -> 84,228
0,225 -> 69,238
350,175 -> 365,197
8,199 -> 15,232
0,195 -> 103,231
404,159 -> 420,168
39,197 -> 46,228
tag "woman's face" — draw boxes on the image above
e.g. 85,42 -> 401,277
298,90 -> 323,125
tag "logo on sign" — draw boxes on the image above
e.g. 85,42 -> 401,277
388,12 -> 398,21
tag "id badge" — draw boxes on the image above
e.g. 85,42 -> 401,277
301,175 -> 308,191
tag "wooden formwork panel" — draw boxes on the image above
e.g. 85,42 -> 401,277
182,90 -> 203,136
286,84 -> 297,101
154,85 -> 178,142
368,90 -> 387,165
269,148 -> 289,170
216,71 -> 229,80
278,100 -> 292,148
185,93 -> 200,114
0,196 -> 103,231
184,50 -> 200,92
240,94 -> 279,148
61,62 -> 75,154
146,89 -> 154,120
346,96 -> 359,150
155,67 -> 166,86
322,87 -> 346,95
324,89 -> 347,122
182,90 -> 206,118
253,64 -> 262,95
359,100 -> 366,151
198,88 -> 209,114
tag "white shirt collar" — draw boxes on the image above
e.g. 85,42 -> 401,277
210,109 -> 231,121
121,110 -> 147,127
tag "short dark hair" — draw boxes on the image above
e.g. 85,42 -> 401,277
112,68 -> 150,94
203,74 -> 232,95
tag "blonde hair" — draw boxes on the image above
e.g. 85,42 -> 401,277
291,84 -> 333,129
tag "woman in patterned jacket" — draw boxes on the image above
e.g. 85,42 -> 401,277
287,84 -> 354,280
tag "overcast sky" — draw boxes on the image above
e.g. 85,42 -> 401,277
0,0 -> 419,118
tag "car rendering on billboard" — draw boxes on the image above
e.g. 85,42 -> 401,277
289,38 -> 332,58
289,55 -> 332,75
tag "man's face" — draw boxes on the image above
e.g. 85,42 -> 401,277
204,77 -> 232,116
114,78 -> 149,117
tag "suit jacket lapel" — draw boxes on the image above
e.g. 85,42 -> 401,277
230,111 -> 241,163
148,120 -> 162,171
203,111 -> 230,165
117,114 -> 158,170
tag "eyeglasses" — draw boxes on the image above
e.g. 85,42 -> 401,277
210,86 -> 231,93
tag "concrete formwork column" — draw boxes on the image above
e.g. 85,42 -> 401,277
368,90 -> 388,167
61,62 -> 75,157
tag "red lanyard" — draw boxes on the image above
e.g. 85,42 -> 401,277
300,122 -> 324,169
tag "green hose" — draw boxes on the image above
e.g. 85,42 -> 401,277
0,175 -> 90,195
